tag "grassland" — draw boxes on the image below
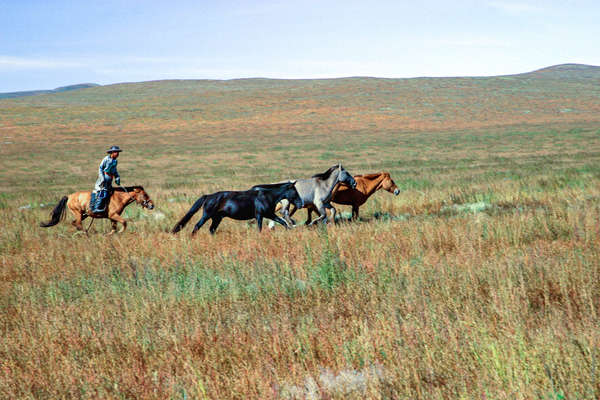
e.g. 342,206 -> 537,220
1,64 -> 600,399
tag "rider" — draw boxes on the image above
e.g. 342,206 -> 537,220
90,145 -> 122,213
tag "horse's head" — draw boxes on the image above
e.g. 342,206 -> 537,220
380,172 -> 400,195
130,187 -> 155,210
337,164 -> 357,189
282,181 -> 304,209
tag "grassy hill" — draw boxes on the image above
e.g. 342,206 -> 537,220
0,83 -> 100,99
1,64 -> 599,399
528,63 -> 600,78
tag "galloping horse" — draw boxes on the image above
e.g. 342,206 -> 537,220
304,172 -> 400,223
172,181 -> 303,235
278,164 -> 357,226
40,186 -> 154,234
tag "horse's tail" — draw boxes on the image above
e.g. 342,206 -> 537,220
172,195 -> 206,233
39,196 -> 68,227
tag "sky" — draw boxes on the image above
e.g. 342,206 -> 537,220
0,0 -> 599,92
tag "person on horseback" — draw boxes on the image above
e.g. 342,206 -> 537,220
90,145 -> 122,213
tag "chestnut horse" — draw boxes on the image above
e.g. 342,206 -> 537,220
302,172 -> 399,223
40,186 -> 154,233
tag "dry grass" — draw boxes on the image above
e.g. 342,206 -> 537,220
1,71 -> 600,398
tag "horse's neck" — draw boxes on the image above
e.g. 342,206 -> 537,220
113,191 -> 134,209
320,169 -> 341,203
360,174 -> 385,195
327,169 -> 342,190
263,189 -> 287,207
273,191 -> 288,204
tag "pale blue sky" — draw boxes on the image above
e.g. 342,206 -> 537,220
1,0 -> 598,91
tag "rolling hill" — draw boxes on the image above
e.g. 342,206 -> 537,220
0,83 -> 100,99
1,63 -> 598,136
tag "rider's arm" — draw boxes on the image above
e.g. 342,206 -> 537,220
114,162 -> 120,184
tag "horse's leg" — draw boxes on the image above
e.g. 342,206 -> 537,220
71,215 -> 84,230
208,216 -> 223,235
267,213 -> 291,229
304,205 -> 315,225
352,205 -> 360,220
288,204 -> 298,225
68,201 -> 85,231
255,215 -> 263,232
191,213 -> 211,235
107,219 -> 117,235
109,220 -> 118,234
109,214 -> 127,233
279,200 -> 296,226
282,207 -> 295,226
325,203 -> 337,223
308,203 -> 327,225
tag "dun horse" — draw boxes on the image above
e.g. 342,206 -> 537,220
300,172 -> 399,223
40,186 -> 154,233
278,164 -> 357,226
172,181 -> 303,235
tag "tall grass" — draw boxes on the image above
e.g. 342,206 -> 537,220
1,75 -> 600,398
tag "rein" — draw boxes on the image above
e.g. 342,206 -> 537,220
85,217 -> 95,233
119,185 -> 137,206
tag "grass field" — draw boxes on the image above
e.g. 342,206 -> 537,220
1,64 -> 600,399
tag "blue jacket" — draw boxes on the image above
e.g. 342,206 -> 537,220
94,155 -> 120,191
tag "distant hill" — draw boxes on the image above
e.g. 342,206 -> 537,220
522,63 -> 600,79
1,63 -> 598,133
0,83 -> 100,99
1,64 -> 598,100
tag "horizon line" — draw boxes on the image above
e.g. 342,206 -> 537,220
1,63 -> 598,95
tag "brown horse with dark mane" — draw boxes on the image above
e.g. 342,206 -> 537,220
40,186 -> 154,233
302,172 -> 399,223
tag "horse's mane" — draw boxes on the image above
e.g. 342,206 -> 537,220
312,165 -> 340,180
251,181 -> 293,191
115,185 -> 144,192
354,172 -> 388,179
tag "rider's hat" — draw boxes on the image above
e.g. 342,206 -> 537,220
106,145 -> 122,153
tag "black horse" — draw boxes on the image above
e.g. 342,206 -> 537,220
172,181 -> 303,234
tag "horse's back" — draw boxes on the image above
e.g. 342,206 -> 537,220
293,178 -> 318,199
67,191 -> 92,212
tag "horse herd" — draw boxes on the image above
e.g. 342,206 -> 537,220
40,164 -> 400,235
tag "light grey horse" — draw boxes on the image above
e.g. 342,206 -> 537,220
278,164 -> 357,226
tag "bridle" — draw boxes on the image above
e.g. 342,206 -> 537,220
119,185 -> 152,209
129,190 -> 151,209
